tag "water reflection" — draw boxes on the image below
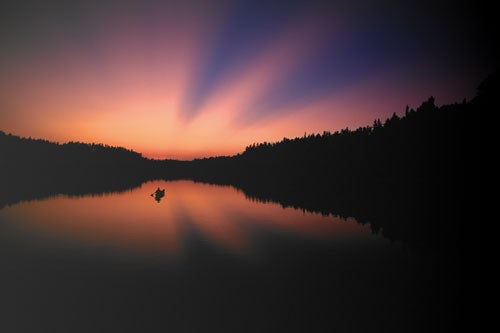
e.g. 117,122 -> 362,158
0,180 -> 379,256
0,180 -> 463,333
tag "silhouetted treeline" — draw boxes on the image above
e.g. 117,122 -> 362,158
1,72 -> 495,248
0,134 -> 183,208
0,131 -> 190,208
170,72 -> 495,249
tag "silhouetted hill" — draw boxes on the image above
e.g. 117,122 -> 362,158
0,133 -> 146,178
0,134 -> 185,207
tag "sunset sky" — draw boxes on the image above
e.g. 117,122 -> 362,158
0,0 -> 494,159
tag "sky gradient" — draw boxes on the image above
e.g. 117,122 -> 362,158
0,0 -> 495,159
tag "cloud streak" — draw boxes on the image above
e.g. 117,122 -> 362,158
0,0 -> 490,159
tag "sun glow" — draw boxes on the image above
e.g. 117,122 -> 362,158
0,2 -> 479,159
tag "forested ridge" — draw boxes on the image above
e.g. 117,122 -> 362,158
1,71 -> 494,247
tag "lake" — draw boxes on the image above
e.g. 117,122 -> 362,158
0,180 -> 459,332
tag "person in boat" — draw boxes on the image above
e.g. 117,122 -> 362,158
152,187 -> 163,194
152,187 -> 165,202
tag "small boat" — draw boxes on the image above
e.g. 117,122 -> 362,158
151,187 -> 166,202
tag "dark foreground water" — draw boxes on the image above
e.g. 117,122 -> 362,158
0,180 -> 461,332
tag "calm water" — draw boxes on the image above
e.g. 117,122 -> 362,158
0,180 -> 456,332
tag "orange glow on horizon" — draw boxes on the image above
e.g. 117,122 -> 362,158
0,2 -> 477,160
